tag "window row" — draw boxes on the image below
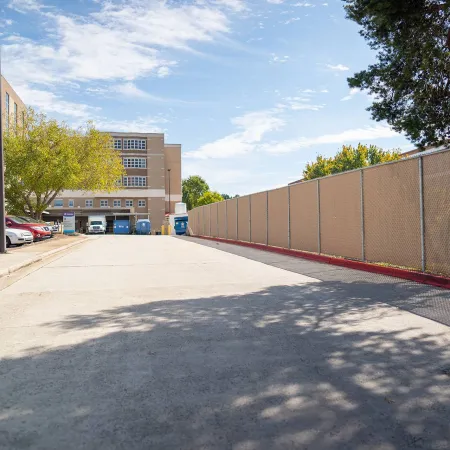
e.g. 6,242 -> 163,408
5,93 -> 20,130
112,138 -> 147,150
53,199 -> 146,208
123,176 -> 147,187
123,157 -> 146,168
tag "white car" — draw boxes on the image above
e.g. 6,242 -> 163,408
6,227 -> 34,247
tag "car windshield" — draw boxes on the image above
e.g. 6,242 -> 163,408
19,217 -> 33,223
91,221 -> 103,225
9,216 -> 28,224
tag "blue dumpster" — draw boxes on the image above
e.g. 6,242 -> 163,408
135,219 -> 151,235
174,216 -> 188,235
113,220 -> 130,235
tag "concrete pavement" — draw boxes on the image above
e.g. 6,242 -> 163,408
0,235 -> 449,449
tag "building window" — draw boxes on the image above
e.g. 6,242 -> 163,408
14,103 -> 18,129
100,200 -> 108,208
68,199 -> 74,207
123,139 -> 146,150
138,200 -> 146,208
123,176 -> 147,187
123,157 -> 146,168
125,200 -> 133,207
5,93 -> 9,130
85,199 -> 93,208
113,138 -> 122,149
113,199 -> 121,207
54,199 -> 63,207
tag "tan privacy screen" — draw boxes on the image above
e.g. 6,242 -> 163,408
210,203 -> 218,238
320,171 -> 362,260
203,205 -> 211,237
237,196 -> 250,242
364,159 -> 421,269
289,181 -> 319,253
218,202 -> 227,239
268,187 -> 288,248
250,192 -> 267,244
423,151 -> 450,276
227,198 -> 238,240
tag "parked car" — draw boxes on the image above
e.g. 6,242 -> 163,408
5,216 -> 52,241
19,216 -> 58,235
6,227 -> 34,247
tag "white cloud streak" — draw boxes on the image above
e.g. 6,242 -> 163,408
326,63 -> 350,71
7,0 -> 42,13
185,109 -> 286,159
262,125 -> 398,154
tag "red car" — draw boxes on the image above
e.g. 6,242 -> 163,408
5,216 -> 52,241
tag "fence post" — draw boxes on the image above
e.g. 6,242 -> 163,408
236,198 -> 239,241
217,202 -> 219,238
249,195 -> 252,242
266,191 -> 269,246
317,179 -> 321,254
419,157 -> 426,272
209,205 -> 211,237
288,185 -> 291,249
360,169 -> 365,261
202,206 -> 205,236
225,201 -> 228,240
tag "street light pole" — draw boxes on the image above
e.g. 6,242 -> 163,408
167,168 -> 171,214
0,50 -> 6,254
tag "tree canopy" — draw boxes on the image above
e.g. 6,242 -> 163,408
343,0 -> 450,148
4,108 -> 125,218
182,175 -> 209,210
303,144 -> 400,180
196,191 -> 224,207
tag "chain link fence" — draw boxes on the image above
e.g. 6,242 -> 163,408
189,149 -> 450,278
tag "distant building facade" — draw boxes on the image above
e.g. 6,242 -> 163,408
1,76 -> 182,231
47,132 -> 182,232
1,75 -> 26,130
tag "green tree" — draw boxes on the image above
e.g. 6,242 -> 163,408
303,144 -> 400,180
221,194 -> 232,200
343,0 -> 450,147
182,175 -> 209,210
4,108 -> 125,219
196,191 -> 224,207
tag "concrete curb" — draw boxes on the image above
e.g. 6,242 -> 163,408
191,235 -> 450,290
0,238 -> 88,279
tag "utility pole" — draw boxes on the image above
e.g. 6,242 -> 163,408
0,50 -> 6,254
167,168 -> 171,214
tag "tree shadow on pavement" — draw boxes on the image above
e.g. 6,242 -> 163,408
1,281 -> 450,450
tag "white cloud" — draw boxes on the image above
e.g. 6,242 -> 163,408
293,2 -> 315,7
0,19 -> 13,27
7,0 -> 41,13
214,0 -> 247,11
326,64 -> 350,71
2,0 -> 236,85
270,53 -> 290,64
185,109 -> 285,159
262,125 -> 398,154
267,0 -> 284,4
341,87 -> 361,101
15,84 -> 99,119
284,17 -> 301,24
93,116 -> 169,134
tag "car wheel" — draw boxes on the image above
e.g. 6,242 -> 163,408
6,237 -> 11,248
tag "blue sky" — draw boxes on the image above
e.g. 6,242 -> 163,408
0,0 -> 412,195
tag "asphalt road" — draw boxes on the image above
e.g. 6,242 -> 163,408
0,235 -> 449,450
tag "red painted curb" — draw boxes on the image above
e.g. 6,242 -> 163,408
191,235 -> 450,290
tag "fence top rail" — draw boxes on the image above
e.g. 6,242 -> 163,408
188,147 -> 450,213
